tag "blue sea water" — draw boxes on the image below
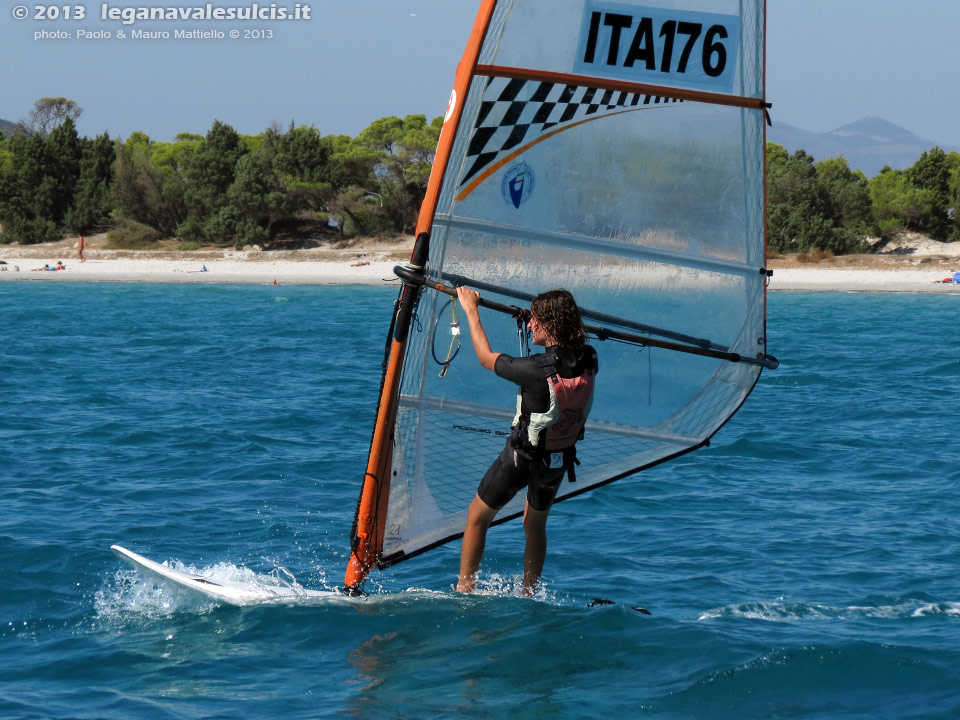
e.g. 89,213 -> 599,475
1,282 -> 959,719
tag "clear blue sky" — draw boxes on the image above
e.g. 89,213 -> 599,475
1,1 -> 957,147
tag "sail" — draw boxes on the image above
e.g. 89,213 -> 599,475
347,0 -> 771,583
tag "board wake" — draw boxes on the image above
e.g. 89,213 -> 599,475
111,545 -> 340,606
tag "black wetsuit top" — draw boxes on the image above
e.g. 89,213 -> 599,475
494,345 -> 599,430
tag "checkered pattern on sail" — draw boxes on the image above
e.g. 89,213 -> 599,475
461,76 -> 682,186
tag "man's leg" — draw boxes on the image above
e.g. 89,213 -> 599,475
457,493 -> 499,593
522,500 -> 550,595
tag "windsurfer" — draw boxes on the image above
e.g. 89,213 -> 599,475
455,286 -> 597,595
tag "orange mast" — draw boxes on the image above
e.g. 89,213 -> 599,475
343,0 -> 500,591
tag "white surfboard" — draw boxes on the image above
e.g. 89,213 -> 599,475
111,545 -> 340,605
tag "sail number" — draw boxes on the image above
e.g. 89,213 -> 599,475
576,3 -> 740,93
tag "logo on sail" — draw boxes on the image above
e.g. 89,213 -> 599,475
445,89 -> 457,123
501,162 -> 535,208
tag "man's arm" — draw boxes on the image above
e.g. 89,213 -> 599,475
456,287 -> 501,372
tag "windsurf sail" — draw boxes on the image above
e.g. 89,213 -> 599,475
345,0 -> 774,589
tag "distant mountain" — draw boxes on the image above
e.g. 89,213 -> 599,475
768,117 -> 958,177
0,117 -> 16,134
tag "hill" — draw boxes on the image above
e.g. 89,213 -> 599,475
0,117 -> 16,134
768,117 -> 958,177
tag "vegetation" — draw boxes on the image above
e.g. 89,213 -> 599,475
0,100 -> 441,249
0,96 -> 957,256
766,143 -> 960,254
105,219 -> 162,249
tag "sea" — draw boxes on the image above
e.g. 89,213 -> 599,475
1,282 -> 958,719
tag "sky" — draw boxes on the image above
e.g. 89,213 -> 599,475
1,0 -> 957,147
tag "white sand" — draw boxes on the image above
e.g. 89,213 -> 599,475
0,239 -> 406,286
0,256 -> 400,286
2,233 -> 959,293
767,233 -> 960,293
767,267 -> 960,294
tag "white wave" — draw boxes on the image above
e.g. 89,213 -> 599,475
699,598 -> 960,622
94,567 -> 212,620
910,602 -> 960,617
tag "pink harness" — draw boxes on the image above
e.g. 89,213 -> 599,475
543,367 -> 595,451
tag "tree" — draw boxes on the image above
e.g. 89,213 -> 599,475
353,114 -> 441,234
112,132 -> 191,236
0,117 -> 82,243
215,151 -> 290,247
356,116 -> 404,155
270,124 -> 336,214
275,124 -> 334,183
815,155 -> 871,238
327,185 -> 380,235
766,145 -> 868,254
178,120 -> 248,244
13,97 -> 84,138
42,117 -> 83,222
904,147 -> 952,238
146,134 -> 197,232
65,132 -> 115,232
326,134 -> 379,191
182,120 -> 247,220
947,151 -> 960,241
868,167 -> 934,236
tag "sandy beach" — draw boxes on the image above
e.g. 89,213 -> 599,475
2,232 -> 959,293
0,234 -> 412,287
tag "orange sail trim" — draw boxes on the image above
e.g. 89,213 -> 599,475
344,0 -> 500,590
344,343 -> 405,588
761,1 -> 770,331
474,64 -> 768,112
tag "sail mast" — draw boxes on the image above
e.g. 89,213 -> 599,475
344,0 -> 500,591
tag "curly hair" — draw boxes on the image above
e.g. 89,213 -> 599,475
530,289 -> 585,351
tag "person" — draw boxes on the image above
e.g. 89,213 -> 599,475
455,286 -> 598,595
54,260 -> 66,270
75,234 -> 85,263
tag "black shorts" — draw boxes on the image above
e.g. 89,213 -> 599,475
477,440 -> 565,512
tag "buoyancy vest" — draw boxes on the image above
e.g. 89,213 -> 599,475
511,347 -> 597,481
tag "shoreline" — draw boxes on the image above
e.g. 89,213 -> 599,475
767,267 -> 960,294
0,237 -> 409,287
2,239 -> 959,293
0,256 -> 401,286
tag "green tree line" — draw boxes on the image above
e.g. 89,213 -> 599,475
0,100 -> 441,248
766,143 -> 960,254
1,98 -> 958,255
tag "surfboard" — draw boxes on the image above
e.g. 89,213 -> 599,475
111,545 -> 340,605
